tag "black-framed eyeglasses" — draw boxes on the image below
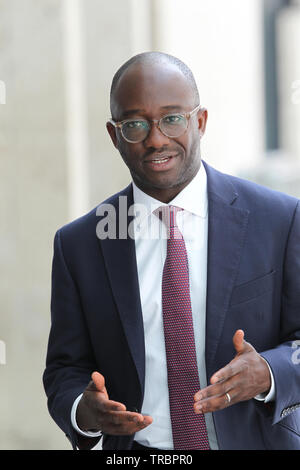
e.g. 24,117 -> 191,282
108,104 -> 202,143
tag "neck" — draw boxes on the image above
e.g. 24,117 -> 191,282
134,182 -> 188,204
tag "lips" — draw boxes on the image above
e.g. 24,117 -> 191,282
143,154 -> 179,172
144,152 -> 179,169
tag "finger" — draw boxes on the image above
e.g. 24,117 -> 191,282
100,398 -> 127,412
91,371 -> 106,392
110,411 -> 152,426
86,376 -> 127,412
86,372 -> 107,395
194,388 -> 237,414
209,359 -> 244,386
194,371 -> 239,402
194,381 -> 226,402
232,329 -> 255,355
210,363 -> 242,385
101,411 -> 153,435
233,329 -> 245,354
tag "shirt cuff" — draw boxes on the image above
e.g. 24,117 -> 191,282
71,393 -> 103,437
254,357 -> 275,403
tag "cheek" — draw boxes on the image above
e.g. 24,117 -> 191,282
117,141 -> 143,167
177,134 -> 193,158
186,128 -> 200,152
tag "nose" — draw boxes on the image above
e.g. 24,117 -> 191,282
143,121 -> 170,149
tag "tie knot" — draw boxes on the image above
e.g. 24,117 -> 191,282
154,205 -> 183,229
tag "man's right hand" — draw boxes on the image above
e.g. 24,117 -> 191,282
76,371 -> 153,435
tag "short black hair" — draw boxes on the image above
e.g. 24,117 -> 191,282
110,51 -> 200,116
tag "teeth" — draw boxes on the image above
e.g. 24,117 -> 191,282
152,157 -> 170,164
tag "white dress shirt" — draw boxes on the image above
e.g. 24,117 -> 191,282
71,163 -> 274,448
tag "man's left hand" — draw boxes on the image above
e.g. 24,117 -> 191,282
193,329 -> 271,414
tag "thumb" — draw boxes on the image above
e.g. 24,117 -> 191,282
233,329 -> 246,354
91,371 -> 106,393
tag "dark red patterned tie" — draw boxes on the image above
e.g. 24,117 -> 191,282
155,205 -> 210,450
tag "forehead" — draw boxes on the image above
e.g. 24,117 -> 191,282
112,62 -> 196,118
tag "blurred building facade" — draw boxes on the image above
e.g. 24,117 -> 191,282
0,0 -> 299,449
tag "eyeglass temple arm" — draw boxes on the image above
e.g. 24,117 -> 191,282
108,118 -> 121,128
188,104 -> 202,117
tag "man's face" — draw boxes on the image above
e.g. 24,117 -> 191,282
107,62 -> 207,202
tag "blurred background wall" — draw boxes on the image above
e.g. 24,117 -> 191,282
0,0 -> 299,450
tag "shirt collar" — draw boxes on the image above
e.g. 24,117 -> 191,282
132,161 -> 208,221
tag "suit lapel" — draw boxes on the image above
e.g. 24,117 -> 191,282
203,163 -> 250,377
98,185 -> 145,396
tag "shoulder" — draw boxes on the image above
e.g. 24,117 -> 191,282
54,183 -> 133,244
203,161 -> 299,216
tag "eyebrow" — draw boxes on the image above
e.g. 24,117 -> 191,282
120,105 -> 185,119
121,109 -> 146,118
160,105 -> 185,111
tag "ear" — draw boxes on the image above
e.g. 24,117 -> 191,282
197,107 -> 208,137
106,121 -> 119,149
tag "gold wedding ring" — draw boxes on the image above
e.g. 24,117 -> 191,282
225,392 -> 231,404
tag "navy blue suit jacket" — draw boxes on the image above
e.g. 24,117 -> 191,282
43,162 -> 300,450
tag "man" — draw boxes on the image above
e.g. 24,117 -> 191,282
43,52 -> 300,450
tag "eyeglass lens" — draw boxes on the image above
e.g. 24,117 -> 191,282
121,114 -> 188,142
